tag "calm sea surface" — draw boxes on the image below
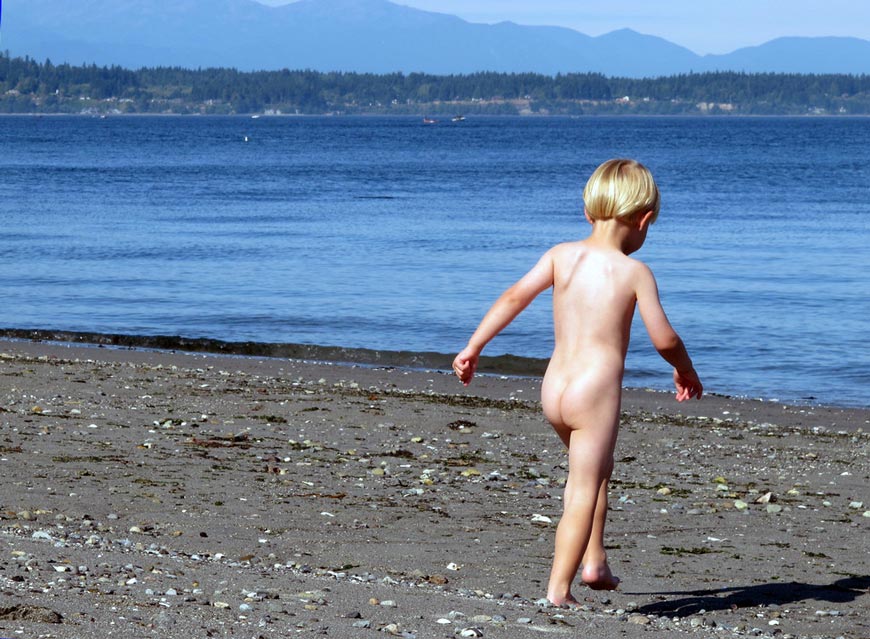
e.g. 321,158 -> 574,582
0,115 -> 868,407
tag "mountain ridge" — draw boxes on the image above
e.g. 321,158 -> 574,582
3,0 -> 870,77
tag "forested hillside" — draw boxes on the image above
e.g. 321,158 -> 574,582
2,54 -> 870,115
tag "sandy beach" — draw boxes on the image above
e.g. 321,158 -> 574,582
0,339 -> 868,639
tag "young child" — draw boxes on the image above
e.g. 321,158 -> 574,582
453,158 -> 702,606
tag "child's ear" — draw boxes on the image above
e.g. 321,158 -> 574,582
638,210 -> 655,230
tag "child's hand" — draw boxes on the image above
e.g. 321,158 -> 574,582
453,347 -> 479,386
673,368 -> 703,402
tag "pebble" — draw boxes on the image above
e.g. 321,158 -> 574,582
459,629 -> 483,638
734,500 -> 749,510
628,614 -> 651,625
517,617 -> 532,624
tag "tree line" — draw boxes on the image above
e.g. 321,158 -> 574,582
2,53 -> 870,115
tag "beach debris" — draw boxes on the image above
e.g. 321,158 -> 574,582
531,514 -> 553,525
0,605 -> 63,624
446,562 -> 461,571
459,629 -> 483,638
755,491 -> 774,504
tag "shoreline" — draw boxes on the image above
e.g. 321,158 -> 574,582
0,338 -> 868,638
4,113 -> 870,119
2,328 -> 869,415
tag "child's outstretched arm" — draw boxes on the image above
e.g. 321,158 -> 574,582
635,264 -> 703,401
453,250 -> 555,385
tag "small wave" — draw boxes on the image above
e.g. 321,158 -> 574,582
0,328 -> 548,377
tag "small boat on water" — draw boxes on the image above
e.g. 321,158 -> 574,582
423,117 -> 437,124
452,115 -> 466,122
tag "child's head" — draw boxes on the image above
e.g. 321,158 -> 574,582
583,159 -> 660,224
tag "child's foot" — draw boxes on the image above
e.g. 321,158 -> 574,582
546,592 -> 581,607
581,562 -> 620,590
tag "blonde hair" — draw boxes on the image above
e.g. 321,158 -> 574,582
583,159 -> 660,223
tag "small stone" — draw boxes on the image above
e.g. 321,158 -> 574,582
459,629 -> 483,638
213,601 -> 230,609
849,501 -> 863,509
628,614 -> 651,625
766,504 -> 783,514
369,598 -> 380,606
517,617 -> 532,624
734,500 -> 749,510
530,514 -> 552,525
656,487 -> 672,496
239,603 -> 252,613
689,617 -> 704,628
863,511 -> 870,518
756,492 -> 773,504
435,618 -> 451,625
470,615 -> 492,623
352,620 -> 372,628
446,562 -> 460,571
379,600 -> 397,608
461,468 -> 481,477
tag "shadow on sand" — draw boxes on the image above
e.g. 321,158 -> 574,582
626,576 -> 870,618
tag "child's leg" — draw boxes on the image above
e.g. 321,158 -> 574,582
546,426 -> 616,605
580,462 -> 620,589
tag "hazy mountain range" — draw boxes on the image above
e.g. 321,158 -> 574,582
5,0 -> 870,77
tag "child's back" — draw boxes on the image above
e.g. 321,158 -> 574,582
543,241 -> 643,434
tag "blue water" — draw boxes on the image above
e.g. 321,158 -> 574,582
0,115 -> 868,407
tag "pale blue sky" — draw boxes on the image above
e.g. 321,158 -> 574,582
256,0 -> 870,55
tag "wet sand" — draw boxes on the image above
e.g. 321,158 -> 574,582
0,340 -> 868,638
